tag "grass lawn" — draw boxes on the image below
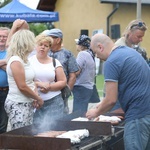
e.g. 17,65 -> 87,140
69,74 -> 105,100
95,74 -> 104,98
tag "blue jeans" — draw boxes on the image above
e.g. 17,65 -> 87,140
124,115 -> 150,150
72,85 -> 93,113
0,90 -> 8,134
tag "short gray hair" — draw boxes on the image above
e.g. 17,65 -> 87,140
0,27 -> 10,32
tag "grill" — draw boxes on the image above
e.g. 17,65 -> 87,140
0,111 -> 124,150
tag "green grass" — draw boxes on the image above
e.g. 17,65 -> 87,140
69,74 -> 104,100
95,74 -> 104,98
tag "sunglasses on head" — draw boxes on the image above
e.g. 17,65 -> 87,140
51,36 -> 58,39
130,22 -> 146,30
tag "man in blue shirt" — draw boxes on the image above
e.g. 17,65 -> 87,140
86,33 -> 150,150
0,27 -> 10,133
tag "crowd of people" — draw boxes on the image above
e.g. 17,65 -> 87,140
0,18 -> 150,150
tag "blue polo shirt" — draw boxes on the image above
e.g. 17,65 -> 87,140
104,46 -> 150,122
0,50 -> 8,87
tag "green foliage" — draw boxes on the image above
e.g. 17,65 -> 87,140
69,74 -> 104,100
95,74 -> 104,98
0,22 -> 51,35
0,0 -> 12,8
29,23 -> 48,36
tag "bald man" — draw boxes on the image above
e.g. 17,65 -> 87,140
109,20 -> 148,112
86,33 -> 150,150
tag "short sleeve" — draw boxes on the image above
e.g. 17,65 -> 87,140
67,52 -> 79,73
104,61 -> 119,82
55,59 -> 62,68
76,51 -> 85,69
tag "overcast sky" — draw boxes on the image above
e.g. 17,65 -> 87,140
19,0 -> 40,9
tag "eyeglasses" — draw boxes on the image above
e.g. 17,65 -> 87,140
130,22 -> 147,30
0,35 -> 7,39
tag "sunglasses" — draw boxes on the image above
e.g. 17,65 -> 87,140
130,22 -> 146,30
51,36 -> 58,39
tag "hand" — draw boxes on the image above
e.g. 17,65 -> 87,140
36,82 -> 49,89
40,87 -> 49,93
86,108 -> 99,120
37,98 -> 44,109
12,19 -> 28,31
33,98 -> 44,109
36,82 -> 50,93
33,100 -> 39,109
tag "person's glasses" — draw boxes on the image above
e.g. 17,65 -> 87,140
0,35 -> 7,39
130,22 -> 147,30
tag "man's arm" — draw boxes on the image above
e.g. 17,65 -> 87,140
0,59 -> 7,70
86,81 -> 118,119
67,72 -> 76,90
0,59 -> 6,67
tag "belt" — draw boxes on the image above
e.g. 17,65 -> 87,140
0,87 -> 9,91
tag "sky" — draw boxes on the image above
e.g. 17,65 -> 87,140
19,0 -> 40,9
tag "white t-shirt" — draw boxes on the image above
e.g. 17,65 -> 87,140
6,56 -> 35,102
29,55 -> 62,101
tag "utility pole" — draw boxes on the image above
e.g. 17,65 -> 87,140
137,0 -> 141,19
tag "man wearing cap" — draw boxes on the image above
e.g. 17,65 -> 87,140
0,27 -> 10,133
42,28 -> 79,114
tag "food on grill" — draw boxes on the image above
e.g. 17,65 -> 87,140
94,115 -> 122,125
71,117 -> 89,121
57,129 -> 89,144
36,131 -> 67,137
36,129 -> 90,144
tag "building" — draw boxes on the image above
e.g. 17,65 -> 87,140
38,0 -> 150,57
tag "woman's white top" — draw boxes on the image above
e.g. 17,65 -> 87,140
6,56 -> 35,102
29,55 -> 62,101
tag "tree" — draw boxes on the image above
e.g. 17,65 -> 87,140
0,0 -> 12,8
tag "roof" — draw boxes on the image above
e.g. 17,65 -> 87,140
37,0 -> 57,11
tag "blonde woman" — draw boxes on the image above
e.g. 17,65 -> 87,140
5,30 -> 43,130
29,34 -> 66,127
115,19 -> 147,48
